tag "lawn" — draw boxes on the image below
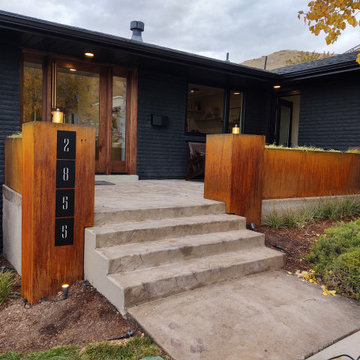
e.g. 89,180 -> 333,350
0,337 -> 169,360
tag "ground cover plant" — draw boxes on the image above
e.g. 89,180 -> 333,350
265,197 -> 360,229
0,268 -> 17,306
0,336 -> 169,360
307,218 -> 360,300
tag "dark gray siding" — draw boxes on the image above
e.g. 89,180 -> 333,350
299,75 -> 360,150
243,88 -> 272,141
137,70 -> 188,179
0,42 -> 21,250
137,74 -> 273,179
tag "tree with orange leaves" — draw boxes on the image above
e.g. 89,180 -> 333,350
299,0 -> 360,64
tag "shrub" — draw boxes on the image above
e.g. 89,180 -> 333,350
323,248 -> 360,300
264,212 -> 283,228
0,269 -> 17,306
307,219 -> 360,299
307,218 -> 360,272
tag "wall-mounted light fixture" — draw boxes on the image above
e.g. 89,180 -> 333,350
232,124 -> 240,134
189,88 -> 199,94
61,284 -> 69,299
52,108 -> 64,124
273,85 -> 281,89
84,52 -> 94,58
233,92 -> 241,95
69,68 -> 77,72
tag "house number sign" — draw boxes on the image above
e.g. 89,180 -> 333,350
55,131 -> 76,246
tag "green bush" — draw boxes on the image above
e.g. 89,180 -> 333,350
323,248 -> 360,300
0,269 -> 17,306
307,219 -> 360,299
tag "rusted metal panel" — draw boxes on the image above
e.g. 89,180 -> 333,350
262,149 -> 360,199
5,137 -> 23,194
22,122 -> 95,304
204,134 -> 265,225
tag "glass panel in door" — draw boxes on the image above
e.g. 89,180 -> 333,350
112,76 -> 127,162
56,67 -> 100,159
23,62 -> 42,123
278,100 -> 292,147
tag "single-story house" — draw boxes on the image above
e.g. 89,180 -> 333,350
1,10 -> 359,248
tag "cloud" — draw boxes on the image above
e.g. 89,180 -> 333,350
0,0 -> 358,62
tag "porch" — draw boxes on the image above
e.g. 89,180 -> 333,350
94,179 -> 214,224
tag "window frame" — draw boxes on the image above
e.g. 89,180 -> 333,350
184,81 -> 245,136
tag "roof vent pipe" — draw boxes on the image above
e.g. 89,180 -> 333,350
130,21 -> 144,42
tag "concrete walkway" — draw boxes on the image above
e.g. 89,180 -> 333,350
129,271 -> 360,360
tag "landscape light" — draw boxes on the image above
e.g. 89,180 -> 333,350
62,284 -> 70,299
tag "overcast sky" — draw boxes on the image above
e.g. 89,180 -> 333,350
0,0 -> 359,62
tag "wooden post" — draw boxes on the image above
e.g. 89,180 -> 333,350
204,134 -> 265,226
21,122 -> 95,304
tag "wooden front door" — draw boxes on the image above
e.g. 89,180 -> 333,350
22,51 -> 138,175
54,61 -> 137,174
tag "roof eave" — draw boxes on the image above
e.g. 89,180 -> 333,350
0,11 -> 278,82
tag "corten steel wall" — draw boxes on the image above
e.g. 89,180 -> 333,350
4,138 -> 22,194
137,70 -> 188,179
204,134 -> 265,225
0,42 -> 21,250
298,74 -> 360,151
262,148 -> 360,199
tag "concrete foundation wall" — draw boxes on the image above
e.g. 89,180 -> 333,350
2,185 -> 22,274
261,194 -> 360,225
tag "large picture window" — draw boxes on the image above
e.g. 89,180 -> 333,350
186,84 -> 224,135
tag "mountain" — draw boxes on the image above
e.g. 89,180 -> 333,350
240,50 -> 331,70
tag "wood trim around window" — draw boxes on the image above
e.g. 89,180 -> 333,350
127,68 -> 138,175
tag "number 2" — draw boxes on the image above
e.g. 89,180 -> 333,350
63,138 -> 70,152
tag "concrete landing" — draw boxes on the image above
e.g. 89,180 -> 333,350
129,271 -> 360,360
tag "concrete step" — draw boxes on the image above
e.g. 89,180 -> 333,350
94,203 -> 226,225
98,230 -> 265,274
87,214 -> 246,248
108,247 -> 285,312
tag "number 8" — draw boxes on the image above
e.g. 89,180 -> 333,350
63,167 -> 69,181
61,224 -> 68,239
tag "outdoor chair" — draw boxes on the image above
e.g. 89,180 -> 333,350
185,141 -> 206,180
